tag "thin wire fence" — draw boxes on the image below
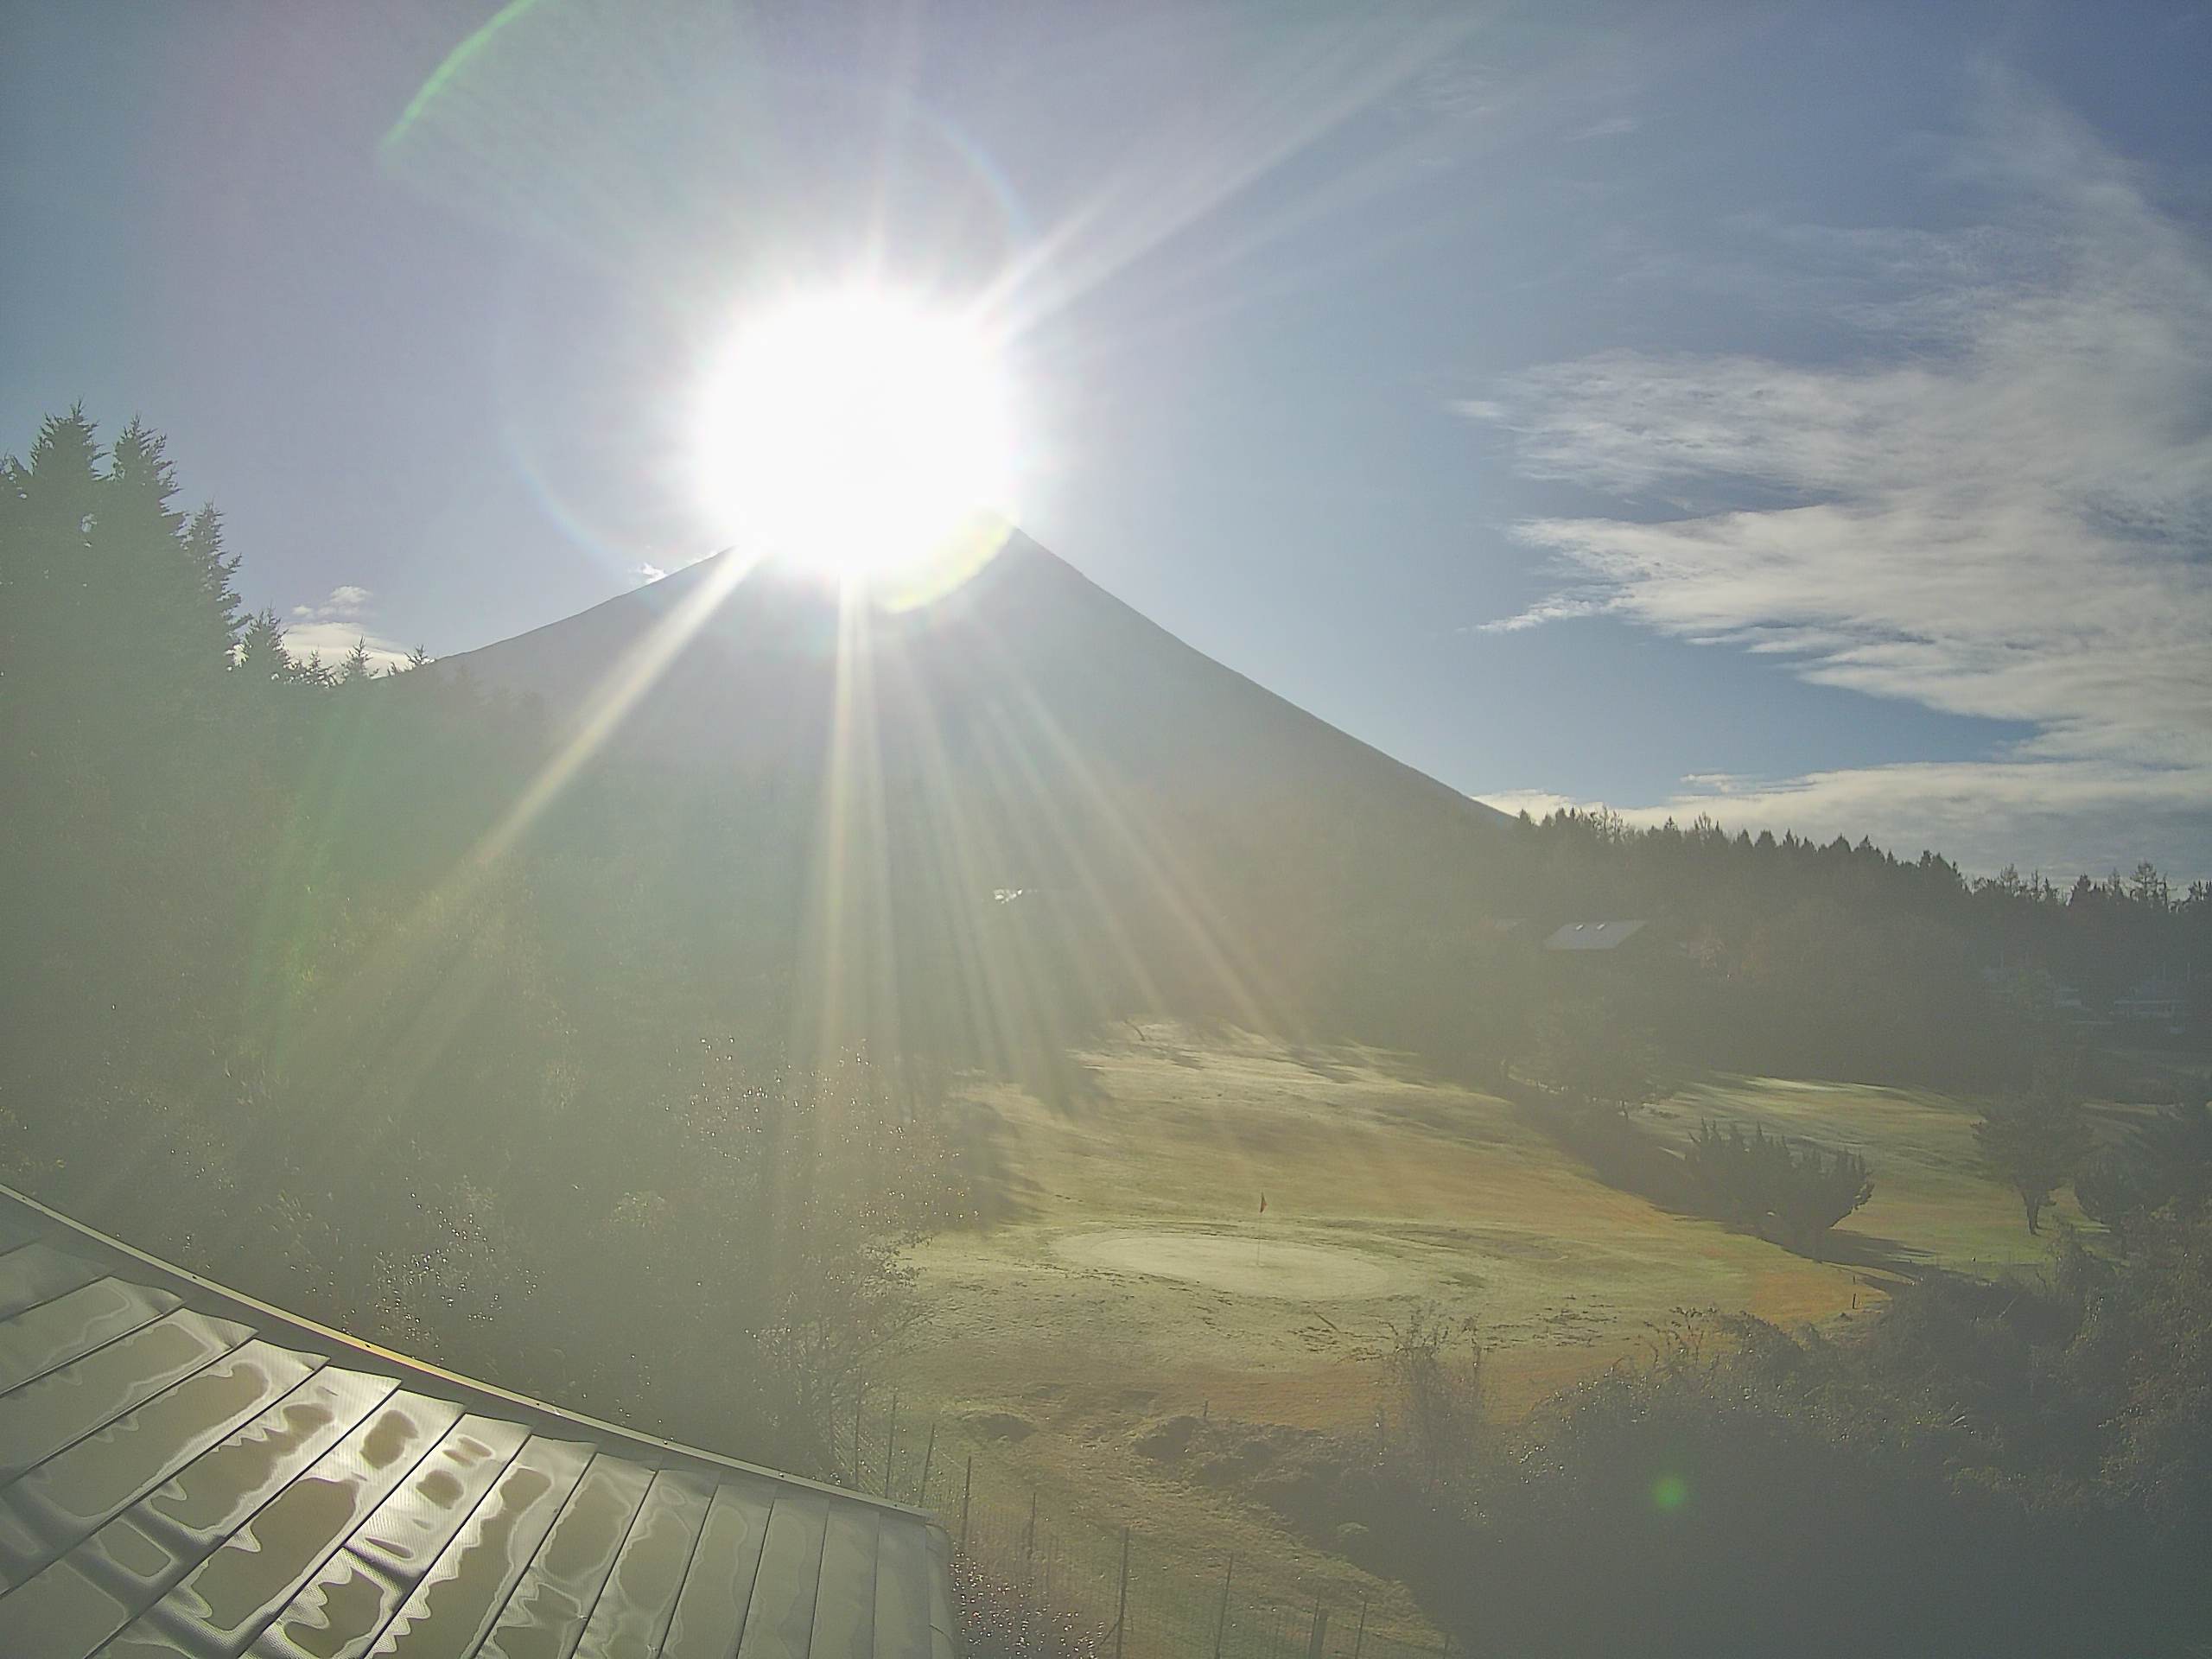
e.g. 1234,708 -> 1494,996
834,1390 -> 1448,1659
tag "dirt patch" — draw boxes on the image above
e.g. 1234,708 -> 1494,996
1054,1228 -> 1402,1300
959,1408 -> 1038,1442
1133,1414 -> 1205,1460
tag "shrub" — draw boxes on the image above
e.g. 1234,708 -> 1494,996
1324,1224 -> 2212,1657
1377,1303 -> 1484,1491
2075,1097 -> 2212,1239
1683,1120 -> 1872,1258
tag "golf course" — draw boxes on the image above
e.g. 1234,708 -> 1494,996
887,1025 -> 2108,1644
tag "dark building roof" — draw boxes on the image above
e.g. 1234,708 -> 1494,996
1541,920 -> 1649,952
0,1185 -> 954,1659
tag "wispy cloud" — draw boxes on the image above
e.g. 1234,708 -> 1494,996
285,583 -> 411,672
290,584 -> 373,622
1565,114 -> 1637,143
1467,75 -> 2212,877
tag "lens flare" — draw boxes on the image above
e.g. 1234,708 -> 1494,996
692,286 -> 1015,599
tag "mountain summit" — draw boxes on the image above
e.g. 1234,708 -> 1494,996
446,531 -> 1508,824
438,532 -> 1514,1059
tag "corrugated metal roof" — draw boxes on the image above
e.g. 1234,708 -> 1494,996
1541,919 -> 1649,951
0,1185 -> 953,1659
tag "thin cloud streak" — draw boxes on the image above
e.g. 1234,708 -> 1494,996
1468,75 -> 2212,877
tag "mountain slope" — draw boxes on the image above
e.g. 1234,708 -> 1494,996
435,532 -> 1517,1061
443,533 -> 1507,824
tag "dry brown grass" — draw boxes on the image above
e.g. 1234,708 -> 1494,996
899,1027 -> 1907,1644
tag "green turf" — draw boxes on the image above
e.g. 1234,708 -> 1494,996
896,1035 -> 2113,1652
1649,1075 -> 2119,1270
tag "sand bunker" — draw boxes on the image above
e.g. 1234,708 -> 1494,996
1054,1229 -> 1400,1300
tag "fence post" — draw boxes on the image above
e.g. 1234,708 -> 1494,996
883,1393 -> 899,1497
958,1455 -> 973,1550
1307,1599 -> 1328,1659
1024,1487 -> 1037,1591
918,1421 -> 937,1506
1213,1554 -> 1234,1659
852,1383 -> 863,1484
1351,1596 -> 1368,1659
1114,1526 -> 1131,1659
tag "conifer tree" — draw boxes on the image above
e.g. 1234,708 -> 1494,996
101,416 -> 238,704
0,409 -> 104,710
233,606 -> 296,684
183,503 -> 243,645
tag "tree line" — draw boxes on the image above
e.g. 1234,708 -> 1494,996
1472,805 -> 2206,1089
1,409 -> 957,1471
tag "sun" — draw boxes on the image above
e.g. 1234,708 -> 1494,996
692,285 -> 1016,593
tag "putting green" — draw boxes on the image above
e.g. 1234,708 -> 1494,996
899,1029 -> 2092,1659
1054,1228 -> 1401,1299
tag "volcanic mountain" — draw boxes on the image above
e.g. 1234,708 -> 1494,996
436,531 -> 1515,1060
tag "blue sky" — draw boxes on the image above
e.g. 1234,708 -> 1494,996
6,2 -> 2209,879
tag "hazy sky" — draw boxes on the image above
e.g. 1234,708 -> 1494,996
7,2 -> 2209,879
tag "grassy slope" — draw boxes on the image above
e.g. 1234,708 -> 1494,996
900,1036 -> 2126,1651
1649,1075 -> 2107,1268
901,1030 -> 1893,1648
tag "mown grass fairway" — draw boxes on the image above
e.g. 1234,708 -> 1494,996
902,1028 -> 2023,1643
1649,1075 -> 2100,1268
895,1032 -> 2134,1644
912,1032 -> 1879,1421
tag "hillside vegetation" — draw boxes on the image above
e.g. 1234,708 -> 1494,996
5,410 -> 2210,1656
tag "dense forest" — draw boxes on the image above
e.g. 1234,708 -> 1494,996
1463,806 -> 2209,1091
1,410 -> 2204,1478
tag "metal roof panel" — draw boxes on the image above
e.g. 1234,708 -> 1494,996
0,1189 -> 955,1659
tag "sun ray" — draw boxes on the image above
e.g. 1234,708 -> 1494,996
963,623 -> 1297,1042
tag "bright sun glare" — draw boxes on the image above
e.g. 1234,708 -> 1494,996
693,286 -> 1015,591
